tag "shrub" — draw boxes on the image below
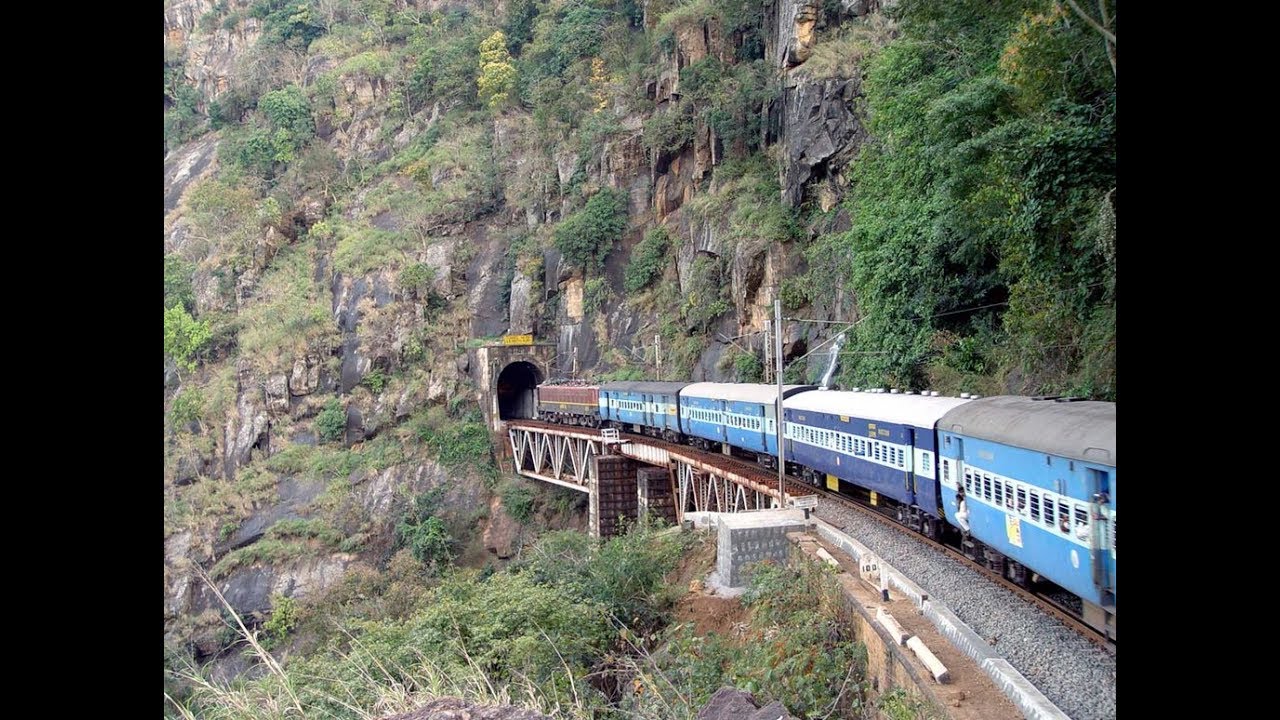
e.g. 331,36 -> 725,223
163,306 -> 212,372
734,352 -> 762,383
553,188 -> 628,272
396,488 -> 455,569
170,387 -> 206,427
397,263 -> 436,297
315,399 -> 346,444
583,277 -> 610,315
414,411 -> 492,469
501,481 -> 536,523
264,594 -> 298,642
362,367 -> 389,394
164,255 -> 196,312
624,227 -> 671,293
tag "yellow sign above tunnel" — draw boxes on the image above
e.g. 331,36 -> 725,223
502,334 -> 534,346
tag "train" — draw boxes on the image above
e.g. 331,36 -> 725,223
535,379 -> 1116,640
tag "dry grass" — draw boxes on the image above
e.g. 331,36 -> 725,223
799,13 -> 899,80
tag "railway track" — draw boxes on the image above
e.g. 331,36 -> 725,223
813,485 -> 1116,654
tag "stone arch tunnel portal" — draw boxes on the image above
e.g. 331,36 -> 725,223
497,361 -> 544,420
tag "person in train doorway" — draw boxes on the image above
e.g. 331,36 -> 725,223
955,484 -> 970,533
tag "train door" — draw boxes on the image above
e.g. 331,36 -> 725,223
1088,468 -> 1113,598
949,436 -> 970,532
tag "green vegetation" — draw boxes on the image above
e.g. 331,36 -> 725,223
314,399 -> 347,444
169,387 -> 206,427
166,0 -> 1114,712
411,408 -> 492,470
164,53 -> 205,150
583,276 -> 610,315
691,157 -> 798,247
164,306 -> 212,373
362,367 -> 389,393
236,245 -> 336,372
809,0 -> 1116,398
164,255 -> 196,312
396,487 -> 456,570
623,559 -> 864,718
478,31 -> 518,109
264,594 -> 299,644
734,351 -> 762,383
553,188 -> 629,273
171,526 -> 866,720
500,480 -> 536,523
624,227 -> 671,293
682,255 -> 732,332
397,262 -> 436,297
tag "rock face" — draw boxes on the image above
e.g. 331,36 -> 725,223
778,75 -> 865,207
225,363 -> 269,478
164,0 -> 261,104
164,134 -> 219,217
482,495 -> 521,559
697,687 -> 799,720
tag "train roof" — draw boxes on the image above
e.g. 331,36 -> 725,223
938,396 -> 1116,466
786,390 -> 972,428
681,383 -> 817,404
599,381 -> 692,394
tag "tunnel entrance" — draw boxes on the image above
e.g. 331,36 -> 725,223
497,361 -> 544,420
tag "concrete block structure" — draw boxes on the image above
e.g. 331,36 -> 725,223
716,510 -> 809,587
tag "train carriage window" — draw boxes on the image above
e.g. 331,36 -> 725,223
1017,487 -> 1027,514
1058,501 -> 1071,534
994,481 -> 1003,507
983,476 -> 992,501
942,459 -> 949,483
1074,505 -> 1089,539
1043,498 -> 1054,528
1029,490 -> 1040,520
963,469 -> 973,493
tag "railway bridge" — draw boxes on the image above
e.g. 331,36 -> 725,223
504,420 -> 816,538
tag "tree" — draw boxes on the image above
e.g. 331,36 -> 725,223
477,31 -> 517,109
163,306 -> 212,373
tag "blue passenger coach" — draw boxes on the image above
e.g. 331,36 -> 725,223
937,396 -> 1116,636
784,391 -> 969,525
678,383 -> 815,455
599,381 -> 689,440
